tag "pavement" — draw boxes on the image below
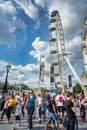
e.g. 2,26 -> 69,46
0,109 -> 87,130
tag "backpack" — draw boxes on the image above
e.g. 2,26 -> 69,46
58,96 -> 63,102
46,100 -> 52,108
46,100 -> 53,110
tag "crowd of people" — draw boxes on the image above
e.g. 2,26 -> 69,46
0,90 -> 87,130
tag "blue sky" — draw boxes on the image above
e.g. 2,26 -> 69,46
0,0 -> 49,65
0,0 -> 87,88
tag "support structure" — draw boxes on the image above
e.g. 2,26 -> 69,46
64,56 -> 82,86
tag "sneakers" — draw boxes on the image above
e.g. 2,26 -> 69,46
39,120 -> 42,124
0,111 -> 2,114
33,116 -> 35,119
12,127 -> 16,130
60,121 -> 62,124
59,119 -> 62,124
43,118 -> 45,122
7,118 -> 10,122
47,126 -> 52,130
19,122 -> 21,127
0,117 -> 3,121
7,120 -> 10,123
53,127 -> 58,130
78,115 -> 83,120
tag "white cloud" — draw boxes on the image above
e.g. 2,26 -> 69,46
45,0 -> 87,40
24,64 -> 38,72
18,74 -> 24,80
0,0 -> 27,47
0,1 -> 16,46
35,0 -> 45,8
14,0 -> 38,20
0,0 -> 87,88
23,78 -> 39,88
0,61 -> 40,86
13,0 -> 40,30
0,1 -> 16,14
29,37 -> 49,61
34,20 -> 40,30
0,37 -> 50,86
66,36 -> 83,65
28,37 -> 51,86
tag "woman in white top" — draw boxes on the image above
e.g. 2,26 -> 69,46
55,91 -> 64,123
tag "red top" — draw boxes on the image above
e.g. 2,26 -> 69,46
80,94 -> 84,100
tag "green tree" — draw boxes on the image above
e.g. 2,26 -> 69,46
73,83 -> 82,93
0,83 -> 3,89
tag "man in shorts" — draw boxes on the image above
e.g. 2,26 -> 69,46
45,93 -> 60,130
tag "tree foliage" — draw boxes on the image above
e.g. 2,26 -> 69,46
0,82 -> 29,91
0,83 -> 3,89
73,83 -> 82,93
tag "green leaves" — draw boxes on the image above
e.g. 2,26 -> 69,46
73,83 -> 82,93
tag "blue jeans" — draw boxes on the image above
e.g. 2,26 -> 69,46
48,112 -> 57,122
38,107 -> 41,117
28,107 -> 34,129
66,117 -> 75,130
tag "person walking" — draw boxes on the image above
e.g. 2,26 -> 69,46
6,94 -> 15,122
25,90 -> 36,130
0,95 -> 9,121
36,93 -> 42,123
0,93 -> 6,112
45,93 -> 60,130
20,93 -> 25,117
40,98 -> 46,122
80,97 -> 87,122
44,91 -> 50,103
13,99 -> 22,130
56,91 -> 64,124
65,92 -> 76,130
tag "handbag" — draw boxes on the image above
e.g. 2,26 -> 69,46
62,115 -> 69,127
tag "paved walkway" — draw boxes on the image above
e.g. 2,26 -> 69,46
0,109 -> 87,130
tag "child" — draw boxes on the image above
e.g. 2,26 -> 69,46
13,99 -> 22,130
40,98 -> 46,122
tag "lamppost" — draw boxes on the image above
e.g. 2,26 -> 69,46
3,63 -> 11,94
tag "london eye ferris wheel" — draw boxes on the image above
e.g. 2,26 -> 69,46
49,10 -> 67,91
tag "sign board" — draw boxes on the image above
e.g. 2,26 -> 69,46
68,75 -> 72,88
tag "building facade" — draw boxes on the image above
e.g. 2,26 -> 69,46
81,17 -> 87,86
